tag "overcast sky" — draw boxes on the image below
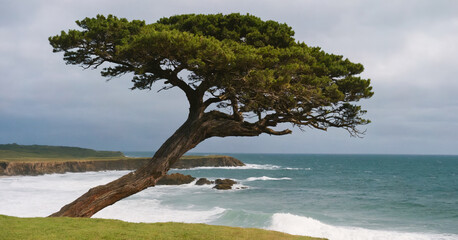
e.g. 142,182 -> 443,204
1,0 -> 457,155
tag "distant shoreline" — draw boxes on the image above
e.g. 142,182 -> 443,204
0,155 -> 244,176
0,144 -> 245,176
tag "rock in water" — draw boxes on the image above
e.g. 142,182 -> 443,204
213,184 -> 233,190
156,173 -> 195,185
195,178 -> 213,185
215,179 -> 237,185
213,179 -> 237,190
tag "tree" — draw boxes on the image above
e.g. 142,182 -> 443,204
48,13 -> 373,217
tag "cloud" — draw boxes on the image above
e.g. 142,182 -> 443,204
0,0 -> 457,154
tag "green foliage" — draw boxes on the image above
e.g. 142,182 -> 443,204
49,13 -> 373,136
50,15 -> 145,67
157,13 -> 296,48
0,215 -> 323,240
0,144 -> 124,159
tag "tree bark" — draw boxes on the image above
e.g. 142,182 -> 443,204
49,115 -> 207,217
48,109 -> 269,218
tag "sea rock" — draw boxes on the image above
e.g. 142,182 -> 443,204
213,178 -> 237,190
156,173 -> 196,185
213,184 -> 233,190
195,178 -> 213,185
215,179 -> 237,185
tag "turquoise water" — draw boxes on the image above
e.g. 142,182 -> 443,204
1,153 -> 456,239
125,152 -> 458,238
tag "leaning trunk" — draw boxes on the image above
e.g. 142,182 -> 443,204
49,115 -> 206,217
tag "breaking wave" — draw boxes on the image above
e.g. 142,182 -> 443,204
180,163 -> 282,170
245,176 -> 292,181
269,213 -> 458,240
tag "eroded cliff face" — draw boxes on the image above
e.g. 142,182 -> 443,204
0,159 -> 149,176
171,156 -> 244,169
0,156 -> 244,176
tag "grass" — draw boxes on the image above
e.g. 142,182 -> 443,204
0,156 -> 129,163
0,144 -> 124,159
0,215 -> 324,240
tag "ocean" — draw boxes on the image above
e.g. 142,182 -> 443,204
0,153 -> 457,240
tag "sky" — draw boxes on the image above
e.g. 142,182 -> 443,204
0,0 -> 457,155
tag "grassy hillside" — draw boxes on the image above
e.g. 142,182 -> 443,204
0,215 -> 323,240
0,144 -> 125,159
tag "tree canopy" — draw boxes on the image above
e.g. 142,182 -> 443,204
50,13 -> 373,137
48,13 -> 374,218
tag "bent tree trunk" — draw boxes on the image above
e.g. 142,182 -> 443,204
49,116 -> 207,217
49,110 -> 267,217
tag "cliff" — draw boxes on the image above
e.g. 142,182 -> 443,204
0,156 -> 244,176
172,155 -> 244,169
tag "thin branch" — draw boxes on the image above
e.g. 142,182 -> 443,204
263,127 -> 292,135
99,55 -> 135,69
166,74 -> 195,98
157,84 -> 175,93
204,94 -> 227,108
230,97 -> 243,121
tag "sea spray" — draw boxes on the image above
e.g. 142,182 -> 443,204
0,171 -> 130,217
269,213 -> 458,240
94,198 -> 226,223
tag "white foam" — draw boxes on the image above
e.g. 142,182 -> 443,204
269,213 -> 458,240
0,171 -> 130,217
245,176 -> 292,181
0,171 -> 227,223
179,163 -> 282,170
284,167 -> 312,170
232,183 -> 249,190
179,164 -> 312,171
94,198 -> 226,223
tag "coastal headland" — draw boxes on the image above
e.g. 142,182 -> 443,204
0,144 -> 244,176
